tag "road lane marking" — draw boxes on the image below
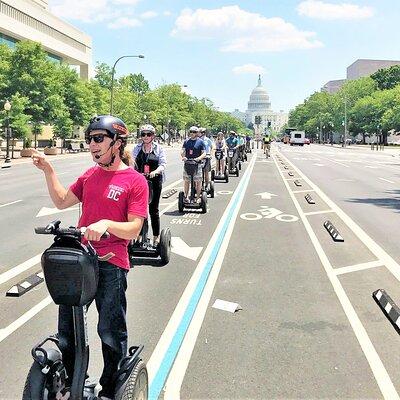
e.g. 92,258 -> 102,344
0,254 -> 41,285
293,189 -> 315,194
162,178 -> 183,194
284,177 -> 303,181
276,151 -> 400,400
379,178 -> 395,184
334,261 -> 384,276
304,210 -> 334,216
148,154 -> 257,400
0,199 -> 22,208
0,296 -> 52,343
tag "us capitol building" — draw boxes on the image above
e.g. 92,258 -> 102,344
230,75 -> 288,133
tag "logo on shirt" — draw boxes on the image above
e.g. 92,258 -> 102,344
107,184 -> 125,202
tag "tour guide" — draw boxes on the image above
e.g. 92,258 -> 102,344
32,115 -> 149,400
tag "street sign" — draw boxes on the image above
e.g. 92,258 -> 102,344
161,132 -> 169,141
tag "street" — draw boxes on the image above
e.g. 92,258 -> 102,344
2,143 -> 400,399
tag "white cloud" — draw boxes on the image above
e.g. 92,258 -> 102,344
140,11 -> 158,19
171,6 -> 322,52
297,0 -> 374,20
112,0 -> 140,5
233,64 -> 266,75
163,11 -> 172,17
107,17 -> 142,29
49,0 -> 141,24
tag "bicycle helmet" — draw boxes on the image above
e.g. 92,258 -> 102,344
140,124 -> 156,134
85,115 -> 129,142
189,126 -> 199,133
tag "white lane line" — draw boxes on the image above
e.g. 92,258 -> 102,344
160,201 -> 177,216
0,254 -> 42,286
276,151 -> 400,400
334,261 -> 384,276
304,210 -> 334,216
0,296 -> 52,343
0,199 -> 22,208
293,189 -> 316,194
162,178 -> 183,194
284,177 -> 303,181
379,178 -> 395,184
162,154 -> 257,400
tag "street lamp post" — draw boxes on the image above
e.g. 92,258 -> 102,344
110,54 -> 145,115
344,95 -> 348,148
3,100 -> 11,163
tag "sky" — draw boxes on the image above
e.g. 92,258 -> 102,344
49,0 -> 400,114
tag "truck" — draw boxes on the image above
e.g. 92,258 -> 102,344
290,130 -> 306,146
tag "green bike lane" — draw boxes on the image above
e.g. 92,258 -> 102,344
163,150 -> 383,399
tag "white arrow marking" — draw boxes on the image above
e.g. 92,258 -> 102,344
255,192 -> 277,200
36,206 -> 79,217
171,237 -> 203,261
313,163 -> 325,167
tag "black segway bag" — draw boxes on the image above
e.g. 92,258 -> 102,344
184,160 -> 198,176
41,236 -> 99,306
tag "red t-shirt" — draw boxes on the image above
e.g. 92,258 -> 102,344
70,166 -> 148,270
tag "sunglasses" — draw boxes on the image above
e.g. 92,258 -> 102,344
86,134 -> 110,144
141,132 -> 154,137
189,130 -> 198,133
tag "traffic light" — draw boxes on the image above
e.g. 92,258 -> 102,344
268,121 -> 271,128
255,115 -> 261,125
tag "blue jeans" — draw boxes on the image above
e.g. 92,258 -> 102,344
58,261 -> 128,398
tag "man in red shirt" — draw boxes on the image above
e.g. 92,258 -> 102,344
32,115 -> 148,400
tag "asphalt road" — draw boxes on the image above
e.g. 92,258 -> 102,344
1,144 -> 400,399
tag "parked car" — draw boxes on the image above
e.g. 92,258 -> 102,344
305,138 -> 310,145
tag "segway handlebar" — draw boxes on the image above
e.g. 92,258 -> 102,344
35,220 -> 110,239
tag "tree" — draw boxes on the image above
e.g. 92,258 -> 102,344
94,62 -> 113,90
119,73 -> 149,95
371,65 -> 400,90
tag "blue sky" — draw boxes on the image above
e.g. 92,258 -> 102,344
50,0 -> 400,114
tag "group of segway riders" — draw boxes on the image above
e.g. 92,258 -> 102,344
179,127 -> 250,213
26,114 -> 251,400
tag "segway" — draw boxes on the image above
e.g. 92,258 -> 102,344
201,156 -> 215,198
129,175 -> 171,266
227,148 -> 239,177
245,141 -> 252,154
178,159 -> 207,213
211,149 -> 229,183
23,220 -> 148,400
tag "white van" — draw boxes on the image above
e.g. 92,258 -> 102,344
290,131 -> 306,146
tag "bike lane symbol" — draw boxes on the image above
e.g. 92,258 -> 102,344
240,206 -> 298,223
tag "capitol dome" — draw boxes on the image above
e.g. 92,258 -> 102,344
247,75 -> 271,111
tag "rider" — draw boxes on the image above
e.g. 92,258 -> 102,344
225,130 -> 239,169
215,131 -> 227,175
198,127 -> 215,190
32,115 -> 149,400
245,134 -> 251,151
132,124 -> 166,246
181,126 -> 206,202
263,133 -> 271,155
238,134 -> 245,160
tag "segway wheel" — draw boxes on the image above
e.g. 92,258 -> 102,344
201,192 -> 207,214
209,181 -> 215,198
22,349 -> 62,400
224,171 -> 229,183
159,228 -> 171,265
235,168 -> 239,177
121,360 -> 148,400
210,169 -> 215,181
238,162 -> 242,171
178,191 -> 184,213
244,154 -> 247,161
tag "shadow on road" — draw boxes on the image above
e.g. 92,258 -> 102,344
347,190 -> 400,212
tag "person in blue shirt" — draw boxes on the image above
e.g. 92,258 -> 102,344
181,126 -> 206,202
198,127 -> 215,190
225,131 -> 239,171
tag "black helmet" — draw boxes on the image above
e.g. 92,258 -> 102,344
85,115 -> 129,141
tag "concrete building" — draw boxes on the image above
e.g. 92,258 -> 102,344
243,75 -> 288,133
347,59 -> 400,80
321,79 -> 346,94
0,0 -> 92,79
